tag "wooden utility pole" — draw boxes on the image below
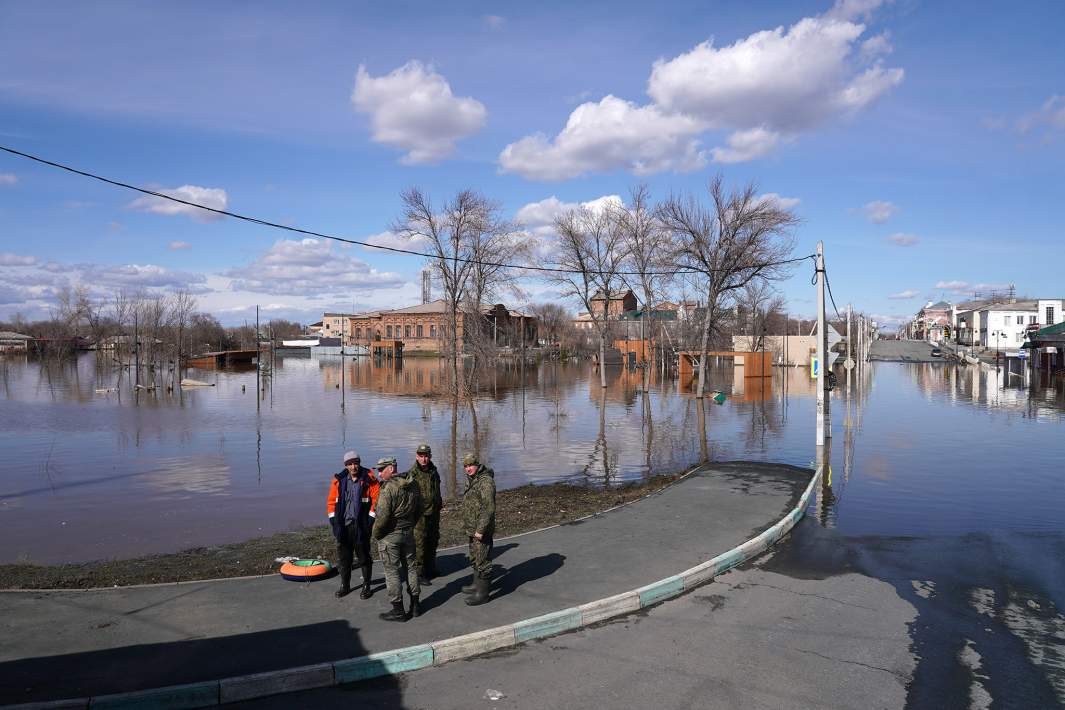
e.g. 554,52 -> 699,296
816,242 -> 829,446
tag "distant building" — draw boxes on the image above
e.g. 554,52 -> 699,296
326,300 -> 536,354
321,314 -> 353,340
589,289 -> 637,318
0,331 -> 32,353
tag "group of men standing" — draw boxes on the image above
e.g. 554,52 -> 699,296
326,444 -> 496,622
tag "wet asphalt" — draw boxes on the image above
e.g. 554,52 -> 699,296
0,462 -> 809,706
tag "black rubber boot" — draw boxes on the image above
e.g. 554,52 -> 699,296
379,601 -> 407,622
461,574 -> 476,594
465,576 -> 490,606
409,595 -> 422,618
359,565 -> 372,600
335,564 -> 352,598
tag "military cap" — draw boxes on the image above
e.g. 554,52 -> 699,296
416,444 -> 432,455
376,456 -> 397,469
462,453 -> 479,466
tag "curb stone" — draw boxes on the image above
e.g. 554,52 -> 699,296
5,462 -> 820,709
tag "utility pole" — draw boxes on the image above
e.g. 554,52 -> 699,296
816,241 -> 828,446
255,305 -> 261,411
846,303 -> 853,394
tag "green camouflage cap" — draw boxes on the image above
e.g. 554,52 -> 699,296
462,453 -> 479,466
375,456 -> 396,469
416,444 -> 432,455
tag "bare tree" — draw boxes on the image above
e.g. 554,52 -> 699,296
550,204 -> 629,388
658,177 -> 799,398
528,303 -> 569,348
169,290 -> 197,366
392,188 -> 512,396
615,185 -> 673,391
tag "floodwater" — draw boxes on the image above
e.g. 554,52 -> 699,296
0,353 -> 1062,567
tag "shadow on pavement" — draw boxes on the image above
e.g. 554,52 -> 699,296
491,553 -> 567,600
420,543 -> 520,612
0,620 -> 403,707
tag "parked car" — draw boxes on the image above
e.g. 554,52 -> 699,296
931,347 -> 943,357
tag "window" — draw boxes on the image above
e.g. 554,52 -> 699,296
416,324 -> 423,338
1048,306 -> 1056,325
405,325 -> 411,338
1031,315 -> 1037,324
386,325 -> 392,338
430,324 -> 436,338
355,327 -> 361,339
1017,316 -> 1025,325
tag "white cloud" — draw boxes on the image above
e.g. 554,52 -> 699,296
351,61 -> 487,164
1016,95 -> 1065,134
888,289 -> 919,299
128,185 -> 228,222
499,96 -> 706,180
711,127 -> 783,163
935,280 -> 969,292
500,2 -> 902,178
168,241 -> 192,250
647,10 -> 903,136
226,238 -> 408,297
755,193 -> 802,209
361,230 -> 432,253
515,194 -> 622,235
861,199 -> 897,223
0,252 -> 36,266
81,263 -> 210,292
887,232 -> 918,246
0,173 -> 17,186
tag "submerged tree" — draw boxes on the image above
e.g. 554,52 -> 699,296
658,177 -> 799,398
550,202 -> 629,388
392,188 -> 515,396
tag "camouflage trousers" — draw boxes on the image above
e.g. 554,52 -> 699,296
377,528 -> 419,604
414,513 -> 440,573
468,535 -> 493,578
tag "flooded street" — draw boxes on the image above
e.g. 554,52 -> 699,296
0,353 -> 1063,567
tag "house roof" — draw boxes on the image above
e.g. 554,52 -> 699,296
383,300 -> 449,315
0,331 -> 32,340
590,289 -> 634,301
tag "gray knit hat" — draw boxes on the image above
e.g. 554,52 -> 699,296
343,451 -> 360,464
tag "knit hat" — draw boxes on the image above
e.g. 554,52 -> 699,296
343,451 -> 360,464
462,453 -> 479,466
376,456 -> 397,469
416,444 -> 432,455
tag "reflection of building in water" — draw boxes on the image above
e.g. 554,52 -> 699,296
321,357 -> 539,398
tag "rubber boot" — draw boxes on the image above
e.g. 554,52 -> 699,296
359,564 -> 372,600
464,576 -> 490,606
379,600 -> 407,622
335,563 -> 352,598
461,574 -> 477,594
409,594 -> 422,618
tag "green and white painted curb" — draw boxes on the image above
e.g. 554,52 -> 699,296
7,463 -> 821,710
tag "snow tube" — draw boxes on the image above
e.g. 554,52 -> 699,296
279,559 -> 335,581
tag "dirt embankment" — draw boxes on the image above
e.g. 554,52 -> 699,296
0,472 -> 684,590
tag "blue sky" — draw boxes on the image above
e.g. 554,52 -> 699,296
1,0 -> 1063,328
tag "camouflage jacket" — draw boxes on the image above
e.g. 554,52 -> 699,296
408,461 -> 442,517
371,471 -> 423,540
461,465 -> 496,538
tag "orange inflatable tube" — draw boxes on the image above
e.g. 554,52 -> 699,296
279,559 -> 334,581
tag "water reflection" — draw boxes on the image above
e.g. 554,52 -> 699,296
0,352 -> 1063,563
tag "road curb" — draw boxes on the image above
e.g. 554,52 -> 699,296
6,462 -> 820,709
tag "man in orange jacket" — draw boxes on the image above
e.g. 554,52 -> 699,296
327,451 -> 379,599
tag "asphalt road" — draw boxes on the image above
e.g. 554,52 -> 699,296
869,339 -> 942,362
0,462 -> 809,705
234,521 -> 918,710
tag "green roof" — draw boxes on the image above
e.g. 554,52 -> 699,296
1035,321 -> 1065,336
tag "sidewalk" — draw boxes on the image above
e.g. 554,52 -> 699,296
0,462 -> 811,706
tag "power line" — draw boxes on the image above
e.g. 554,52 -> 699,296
1,144 -> 815,277
824,265 -> 844,321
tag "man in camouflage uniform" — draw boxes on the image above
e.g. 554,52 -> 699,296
409,443 -> 442,586
371,456 -> 423,622
460,453 -> 496,606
